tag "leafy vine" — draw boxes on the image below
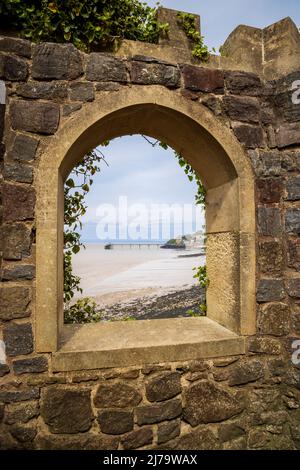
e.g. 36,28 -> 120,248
177,11 -> 211,61
63,148 -> 108,322
0,0 -> 169,51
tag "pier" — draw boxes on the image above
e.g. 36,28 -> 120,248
105,243 -> 162,250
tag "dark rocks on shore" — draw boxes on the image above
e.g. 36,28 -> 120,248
99,285 -> 205,321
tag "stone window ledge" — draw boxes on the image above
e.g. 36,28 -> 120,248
52,317 -> 245,372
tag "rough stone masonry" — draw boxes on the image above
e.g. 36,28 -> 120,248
0,8 -> 300,450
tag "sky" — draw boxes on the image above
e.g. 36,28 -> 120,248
148,0 -> 300,51
76,0 -> 300,243
79,136 -> 203,243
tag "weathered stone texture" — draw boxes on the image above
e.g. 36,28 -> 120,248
232,123 -> 265,148
276,122 -> 300,148
122,427 -> 153,450
9,134 -> 39,162
13,356 -> 48,375
32,43 -> 83,80
248,428 -> 295,450
225,71 -> 262,96
0,403 -> 4,421
157,419 -> 181,444
248,150 -> 282,177
273,91 -> 300,123
95,81 -> 122,92
282,151 -> 300,172
2,264 -> 35,281
171,428 -> 220,450
258,240 -> 283,275
35,433 -> 118,450
0,97 -> 5,141
0,285 -> 31,320
0,387 -> 39,403
257,178 -> 282,203
62,103 -> 82,117
136,399 -> 182,425
17,81 -> 68,100
223,437 -> 247,450
179,360 -> 209,373
4,402 -> 39,424
0,364 -> 10,377
1,223 -> 31,260
10,423 -> 37,443
1,55 -> 28,81
145,371 -> 181,402
181,65 -> 224,92
257,279 -> 285,302
267,358 -> 286,377
3,323 -> 33,356
41,387 -> 93,434
285,209 -> 300,234
258,303 -> 290,336
287,237 -> 300,271
97,409 -> 133,435
258,207 -> 281,236
131,61 -> 180,88
291,307 -> 300,336
224,95 -> 260,123
214,357 -> 239,368
69,82 -> 95,102
0,37 -> 31,58
3,163 -> 33,184
228,360 -> 264,386
141,364 -> 172,375
86,54 -> 127,82
94,382 -> 141,408
287,278 -> 300,298
212,368 -> 229,382
3,183 -> 35,221
11,100 -> 59,135
286,177 -> 300,200
183,381 -> 243,426
248,337 -> 282,355
201,95 -> 223,115
218,423 -> 246,442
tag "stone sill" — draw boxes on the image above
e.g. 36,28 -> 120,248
52,317 -> 245,371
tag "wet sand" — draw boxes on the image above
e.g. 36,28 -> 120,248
71,244 -> 205,320
73,244 -> 205,302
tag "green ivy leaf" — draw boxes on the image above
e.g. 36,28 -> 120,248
65,178 -> 75,188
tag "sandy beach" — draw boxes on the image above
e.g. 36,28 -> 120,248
72,244 -> 205,319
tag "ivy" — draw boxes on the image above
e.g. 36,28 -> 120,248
64,297 -> 102,323
177,11 -> 211,61
0,0 -> 169,51
193,265 -> 208,314
64,148 -> 107,307
174,152 -> 206,206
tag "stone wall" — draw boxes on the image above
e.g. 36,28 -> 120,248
0,9 -> 300,450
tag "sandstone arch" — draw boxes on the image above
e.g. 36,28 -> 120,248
36,85 -> 255,353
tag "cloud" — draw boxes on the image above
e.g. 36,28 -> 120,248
80,135 -> 200,224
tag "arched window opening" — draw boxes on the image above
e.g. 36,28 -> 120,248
35,90 -> 255,368
63,135 -> 207,324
